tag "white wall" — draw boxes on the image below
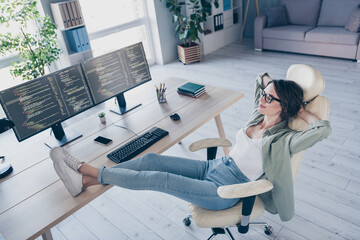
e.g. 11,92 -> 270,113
147,0 -> 178,64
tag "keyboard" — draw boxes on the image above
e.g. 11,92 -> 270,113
107,127 -> 169,163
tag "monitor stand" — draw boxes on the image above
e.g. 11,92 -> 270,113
44,123 -> 82,148
110,93 -> 141,115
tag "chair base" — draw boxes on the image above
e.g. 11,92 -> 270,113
207,227 -> 235,240
183,215 -> 273,239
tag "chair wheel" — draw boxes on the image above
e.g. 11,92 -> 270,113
264,226 -> 273,235
183,217 -> 191,227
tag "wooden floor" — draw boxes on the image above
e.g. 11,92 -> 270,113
40,39 -> 360,240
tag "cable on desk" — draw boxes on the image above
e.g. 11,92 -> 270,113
106,116 -> 139,137
113,124 -> 139,137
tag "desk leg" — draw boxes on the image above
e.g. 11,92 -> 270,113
42,230 -> 53,240
214,114 -> 229,155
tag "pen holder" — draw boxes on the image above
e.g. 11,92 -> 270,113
156,90 -> 167,103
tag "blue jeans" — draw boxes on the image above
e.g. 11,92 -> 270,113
98,153 -> 250,210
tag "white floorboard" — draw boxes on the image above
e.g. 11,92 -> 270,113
48,38 -> 360,240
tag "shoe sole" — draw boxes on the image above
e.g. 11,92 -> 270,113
53,157 -> 82,197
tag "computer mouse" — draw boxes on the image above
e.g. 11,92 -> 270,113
170,113 -> 181,121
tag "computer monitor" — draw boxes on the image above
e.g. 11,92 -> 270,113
82,42 -> 151,114
0,64 -> 94,148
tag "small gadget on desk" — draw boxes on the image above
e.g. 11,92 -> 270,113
94,136 -> 113,146
170,113 -> 181,121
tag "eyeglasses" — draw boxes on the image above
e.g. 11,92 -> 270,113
260,90 -> 281,104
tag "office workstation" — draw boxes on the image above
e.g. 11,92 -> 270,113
0,42 -> 243,239
0,0 -> 358,239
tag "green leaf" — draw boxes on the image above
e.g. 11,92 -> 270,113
175,24 -> 180,32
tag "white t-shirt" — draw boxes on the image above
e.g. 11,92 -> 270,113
229,127 -> 264,181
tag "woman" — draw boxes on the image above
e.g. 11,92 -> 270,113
51,73 -> 331,221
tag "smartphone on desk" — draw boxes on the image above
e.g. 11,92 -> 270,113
94,136 -> 113,146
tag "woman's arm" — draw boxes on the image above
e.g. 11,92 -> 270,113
262,74 -> 272,87
288,119 -> 331,155
297,106 -> 321,125
253,73 -> 271,108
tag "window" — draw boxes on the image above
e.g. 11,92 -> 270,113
0,14 -> 38,91
79,0 -> 154,63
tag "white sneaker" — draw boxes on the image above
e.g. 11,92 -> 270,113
50,147 -> 83,172
50,147 -> 84,197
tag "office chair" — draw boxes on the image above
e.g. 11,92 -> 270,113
183,64 -> 330,239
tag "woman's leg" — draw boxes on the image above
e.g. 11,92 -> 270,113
97,164 -> 238,210
111,153 -> 208,179
79,153 -> 208,187
79,154 -> 238,210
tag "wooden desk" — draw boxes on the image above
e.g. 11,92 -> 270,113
0,78 -> 244,240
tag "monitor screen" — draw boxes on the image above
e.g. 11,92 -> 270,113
82,42 -> 151,105
0,64 -> 94,142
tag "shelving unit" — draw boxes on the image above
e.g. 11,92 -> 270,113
194,0 -> 243,55
50,0 -> 93,67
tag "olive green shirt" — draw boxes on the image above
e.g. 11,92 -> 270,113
246,73 -> 332,221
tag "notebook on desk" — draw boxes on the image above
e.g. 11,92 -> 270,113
177,82 -> 205,98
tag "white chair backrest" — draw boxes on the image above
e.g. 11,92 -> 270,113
286,64 -> 330,180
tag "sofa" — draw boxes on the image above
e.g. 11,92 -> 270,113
254,0 -> 360,61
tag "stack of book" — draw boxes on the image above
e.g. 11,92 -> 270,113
177,82 -> 206,98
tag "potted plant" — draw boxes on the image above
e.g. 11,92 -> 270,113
0,0 -> 61,81
98,112 -> 106,124
162,0 -> 218,64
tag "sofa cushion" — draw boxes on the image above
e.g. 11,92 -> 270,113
345,6 -> 360,32
280,0 -> 322,26
265,5 -> 288,28
317,0 -> 360,27
305,27 -> 360,45
263,25 -> 315,41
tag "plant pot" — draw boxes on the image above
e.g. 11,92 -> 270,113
99,116 -> 106,124
177,43 -> 201,65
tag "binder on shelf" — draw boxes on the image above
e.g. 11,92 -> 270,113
59,4 -> 68,28
75,28 -> 85,51
74,0 -> 83,25
62,3 -> 72,28
80,27 -> 90,50
70,1 -> 80,26
66,2 -> 76,27
214,13 -> 223,31
76,27 -> 90,51
66,29 -> 81,52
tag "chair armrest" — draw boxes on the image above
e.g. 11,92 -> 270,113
217,179 -> 273,199
254,15 -> 266,50
189,138 -> 232,152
